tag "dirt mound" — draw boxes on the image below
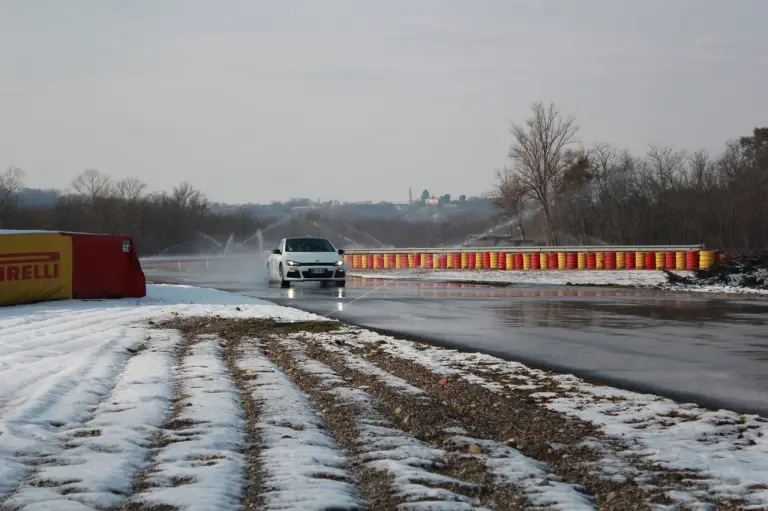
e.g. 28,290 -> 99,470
664,254 -> 768,290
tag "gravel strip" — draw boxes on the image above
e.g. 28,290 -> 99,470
235,338 -> 363,511
267,336 -> 485,510
337,335 -> 750,510
293,334 -> 596,511
123,335 -> 246,511
220,331 -> 268,510
334,330 -> 759,509
301,331 -> 726,510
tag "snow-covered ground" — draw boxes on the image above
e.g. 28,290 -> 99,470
0,285 -> 318,510
0,284 -> 766,509
350,269 -> 768,295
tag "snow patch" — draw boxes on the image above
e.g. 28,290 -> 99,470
237,343 -> 363,511
447,436 -> 594,510
321,341 -> 426,396
350,269 -> 671,287
5,330 -> 181,510
350,269 -> 768,295
0,321 -> 153,494
132,336 -> 246,511
278,338 -> 483,509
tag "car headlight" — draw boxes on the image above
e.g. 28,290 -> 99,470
286,260 -> 299,266
335,260 -> 344,266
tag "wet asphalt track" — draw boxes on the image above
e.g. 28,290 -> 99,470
142,256 -> 768,415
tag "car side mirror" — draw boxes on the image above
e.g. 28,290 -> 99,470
272,249 -> 281,255
337,249 -> 345,255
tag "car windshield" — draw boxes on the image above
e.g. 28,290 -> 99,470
284,238 -> 335,252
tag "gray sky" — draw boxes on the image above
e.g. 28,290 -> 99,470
1,1 -> 766,204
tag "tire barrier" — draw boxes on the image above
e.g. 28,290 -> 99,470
1,230 -> 146,306
341,246 -> 722,271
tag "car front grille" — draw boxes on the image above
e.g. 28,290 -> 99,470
301,269 -> 335,279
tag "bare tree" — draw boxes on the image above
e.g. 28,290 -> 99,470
72,169 -> 113,205
0,166 -> 26,210
114,177 -> 147,235
505,101 -> 579,244
171,182 -> 208,213
490,167 -> 529,239
115,177 -> 147,204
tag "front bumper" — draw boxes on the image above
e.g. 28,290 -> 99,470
284,266 -> 345,281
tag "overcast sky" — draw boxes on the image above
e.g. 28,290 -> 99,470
1,1 -> 765,204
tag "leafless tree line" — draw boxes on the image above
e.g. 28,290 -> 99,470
0,168 -> 497,254
492,102 -> 768,249
0,169 -> 263,254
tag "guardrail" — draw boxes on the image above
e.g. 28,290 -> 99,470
342,245 -> 704,254
140,245 -> 733,271
341,245 -> 721,271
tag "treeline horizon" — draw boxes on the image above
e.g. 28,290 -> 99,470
0,168 -> 497,255
492,101 -> 767,250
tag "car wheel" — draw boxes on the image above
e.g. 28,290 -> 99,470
279,263 -> 290,288
335,280 -> 346,288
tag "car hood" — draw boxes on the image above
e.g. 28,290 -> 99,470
282,252 -> 342,264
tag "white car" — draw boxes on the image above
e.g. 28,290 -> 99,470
266,236 -> 346,288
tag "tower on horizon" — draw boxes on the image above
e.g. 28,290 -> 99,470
409,186 -> 412,205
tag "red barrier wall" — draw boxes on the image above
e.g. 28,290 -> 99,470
530,252 -> 540,269
586,252 -> 597,269
566,252 -> 577,269
645,252 -> 656,270
686,251 -> 698,270
548,252 -> 558,269
665,251 -> 675,270
625,252 -> 636,269
65,233 -> 146,299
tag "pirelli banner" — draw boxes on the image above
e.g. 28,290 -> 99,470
1,231 -> 146,306
0,232 -> 74,306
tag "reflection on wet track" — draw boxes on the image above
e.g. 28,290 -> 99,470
143,260 -> 768,415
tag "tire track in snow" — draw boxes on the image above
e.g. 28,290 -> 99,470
126,336 -> 246,511
269,337 -> 484,510
0,307 -> 151,343
0,323 -> 153,417
235,339 -> 363,511
0,325 -> 154,497
3,331 -> 181,510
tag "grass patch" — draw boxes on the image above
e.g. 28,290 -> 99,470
72,429 -> 102,438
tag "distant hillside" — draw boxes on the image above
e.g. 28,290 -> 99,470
16,188 -> 61,207
211,199 -> 495,222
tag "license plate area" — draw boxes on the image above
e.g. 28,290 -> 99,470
309,268 -> 325,274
